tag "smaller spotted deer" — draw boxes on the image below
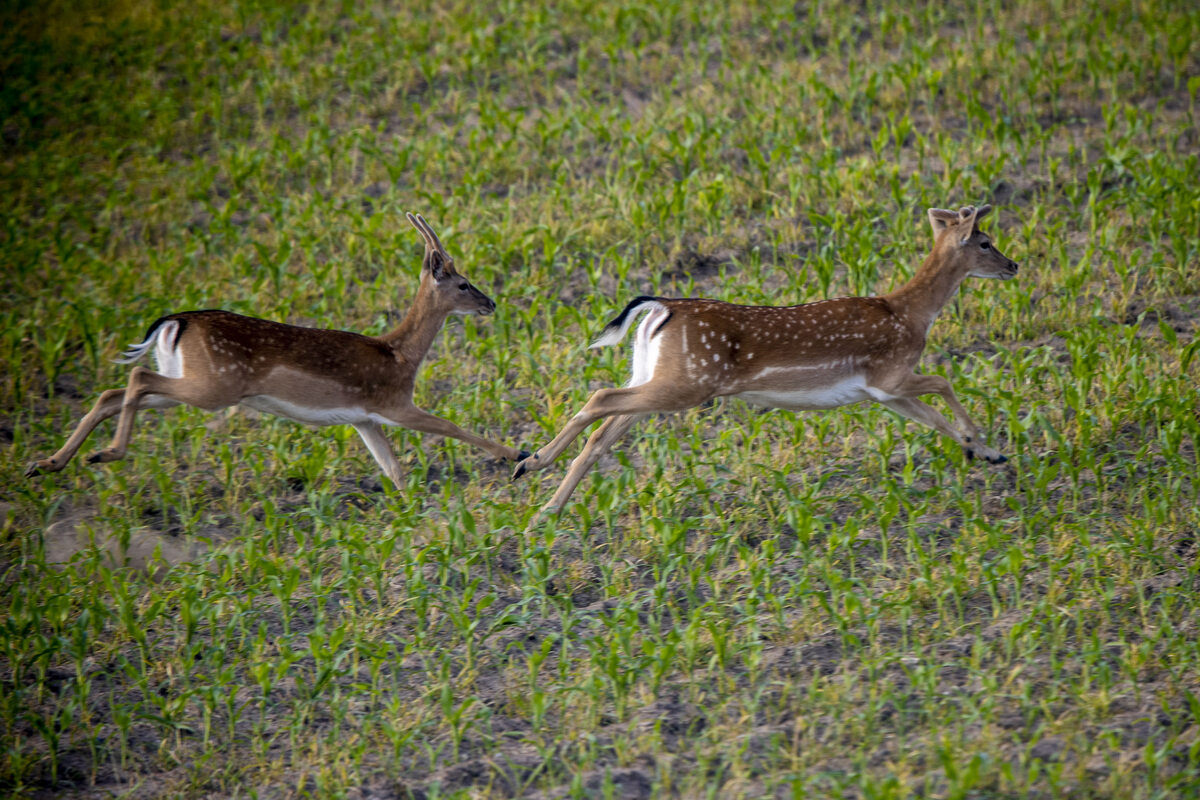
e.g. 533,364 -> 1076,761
26,213 -> 526,485
514,204 -> 1019,517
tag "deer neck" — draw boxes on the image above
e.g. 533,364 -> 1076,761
378,299 -> 448,366
884,248 -> 968,334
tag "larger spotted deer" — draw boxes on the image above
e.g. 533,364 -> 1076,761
26,213 -> 526,486
514,204 -> 1018,517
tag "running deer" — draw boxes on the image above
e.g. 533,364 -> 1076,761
25,213 -> 526,485
513,204 -> 1018,516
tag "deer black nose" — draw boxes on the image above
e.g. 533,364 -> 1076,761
1009,260 -> 1019,272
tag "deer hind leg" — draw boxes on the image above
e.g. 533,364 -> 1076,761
87,366 -> 224,465
27,389 -> 125,475
514,382 -> 710,480
535,413 -> 643,518
26,387 -> 181,477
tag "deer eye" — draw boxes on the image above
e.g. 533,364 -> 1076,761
980,241 -> 991,250
458,283 -> 469,291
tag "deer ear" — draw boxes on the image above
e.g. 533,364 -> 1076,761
968,205 -> 993,242
425,250 -> 451,281
928,208 -> 959,233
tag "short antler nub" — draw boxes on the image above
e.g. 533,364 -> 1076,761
406,211 -> 434,252
408,212 -> 447,256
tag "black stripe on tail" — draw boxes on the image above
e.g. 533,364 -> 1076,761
600,295 -> 661,334
138,314 -> 188,350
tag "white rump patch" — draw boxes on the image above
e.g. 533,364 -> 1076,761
628,304 -> 670,387
115,319 -> 185,379
153,321 -> 185,378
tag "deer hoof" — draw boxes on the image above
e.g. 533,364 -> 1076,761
86,449 -> 120,464
513,452 -> 539,481
965,442 -> 1006,464
27,457 -> 67,476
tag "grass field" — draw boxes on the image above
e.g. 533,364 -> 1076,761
2,0 -> 1199,797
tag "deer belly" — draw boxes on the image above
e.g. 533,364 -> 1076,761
737,375 -> 871,410
241,395 -> 369,426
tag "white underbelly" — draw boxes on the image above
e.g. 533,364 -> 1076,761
737,376 -> 873,410
241,395 -> 378,426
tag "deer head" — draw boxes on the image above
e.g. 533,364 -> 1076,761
406,212 -> 496,316
927,204 -> 1019,280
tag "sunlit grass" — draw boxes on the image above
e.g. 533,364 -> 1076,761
2,0 -> 1198,797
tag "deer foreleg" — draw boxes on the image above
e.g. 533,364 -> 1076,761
891,373 -> 1004,462
880,394 -> 1005,464
353,421 -> 405,486
389,406 -> 524,462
